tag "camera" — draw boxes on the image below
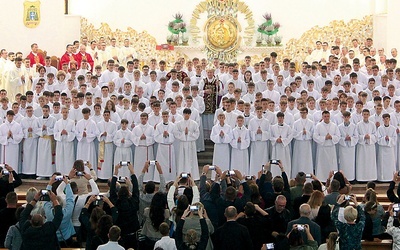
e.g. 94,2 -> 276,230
266,243 -> 274,250
345,195 -> 353,201
262,165 -> 265,171
2,169 -> 9,175
305,173 -> 312,178
118,176 -> 127,183
190,205 -> 199,212
209,165 -> 216,170
226,170 -> 235,176
393,204 -> 400,216
270,159 -> 280,165
39,189 -> 50,201
181,173 -> 190,178
297,224 -> 305,231
55,175 -> 63,181
76,171 -> 84,176
83,161 -> 89,166
120,161 -> 130,167
94,195 -> 104,206
149,160 -> 156,167
245,176 -> 253,180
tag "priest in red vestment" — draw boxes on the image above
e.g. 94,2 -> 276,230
26,43 -> 45,67
74,45 -> 94,71
59,44 -> 77,70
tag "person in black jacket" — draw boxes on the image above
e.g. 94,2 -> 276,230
210,169 -> 251,227
258,162 -> 291,211
199,165 -> 222,229
211,206 -> 253,250
265,195 -> 291,244
236,202 -> 269,250
0,165 -> 22,209
175,206 -> 209,250
387,171 -> 400,203
19,189 -> 63,250
110,163 -> 139,249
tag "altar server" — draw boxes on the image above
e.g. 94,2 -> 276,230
97,110 -> 117,180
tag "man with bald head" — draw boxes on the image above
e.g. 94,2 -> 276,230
265,195 -> 291,244
286,203 -> 321,245
19,189 -> 63,249
211,206 -> 253,250
75,44 -> 94,71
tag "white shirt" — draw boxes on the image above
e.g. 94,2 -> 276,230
154,236 -> 177,250
97,241 -> 125,250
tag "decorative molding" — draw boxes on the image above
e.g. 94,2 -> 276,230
281,15 -> 373,65
80,18 -> 189,68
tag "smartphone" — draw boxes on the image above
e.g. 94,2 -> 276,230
245,176 -> 253,180
209,165 -> 216,170
149,160 -> 156,167
190,205 -> 199,212
270,159 -> 280,165
394,205 -> 400,216
83,161 -> 89,166
94,195 -> 104,206
345,195 -> 352,201
305,173 -> 312,178
266,243 -> 275,250
55,175 -> 63,181
120,161 -> 130,166
76,171 -> 84,176
297,224 -> 304,231
262,165 -> 265,171
40,189 -> 50,201
181,173 -> 188,178
2,169 -> 9,175
229,170 -> 235,176
118,176 -> 127,183
41,190 -> 49,196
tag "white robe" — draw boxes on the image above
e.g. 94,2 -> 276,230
0,121 -> 23,172
248,117 -> 270,176
174,119 -> 200,180
338,123 -> 358,181
36,116 -> 57,177
122,110 -> 142,131
97,120 -> 117,179
377,125 -> 397,181
20,116 -> 40,174
389,111 -> 400,168
113,128 -> 133,179
313,121 -> 340,180
292,118 -> 314,177
154,122 -> 176,182
132,123 -> 155,181
270,123 -> 293,178
211,123 -> 233,174
230,126 -> 250,175
356,121 -> 377,181
75,118 -> 99,171
54,118 -> 76,175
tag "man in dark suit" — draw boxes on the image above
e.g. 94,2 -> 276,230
286,203 -> 321,245
292,182 -> 313,219
211,206 -> 253,250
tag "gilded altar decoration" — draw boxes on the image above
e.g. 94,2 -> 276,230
205,16 -> 239,51
80,18 -> 189,70
23,0 -> 41,28
281,15 -> 373,68
190,0 -> 255,62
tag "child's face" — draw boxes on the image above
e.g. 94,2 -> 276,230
121,122 -> 128,130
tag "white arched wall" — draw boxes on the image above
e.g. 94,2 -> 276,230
0,0 -> 373,56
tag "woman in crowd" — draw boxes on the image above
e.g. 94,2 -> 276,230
79,195 -> 118,250
91,215 -> 114,250
359,188 -> 385,238
386,204 -> 400,249
175,206 -> 209,250
331,194 -> 365,250
141,192 -> 170,250
307,191 -> 324,220
317,232 -> 339,250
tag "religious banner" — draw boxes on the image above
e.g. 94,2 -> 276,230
23,0 -> 41,28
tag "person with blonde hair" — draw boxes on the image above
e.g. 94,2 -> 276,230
331,194 -> 365,250
307,191 -> 325,220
